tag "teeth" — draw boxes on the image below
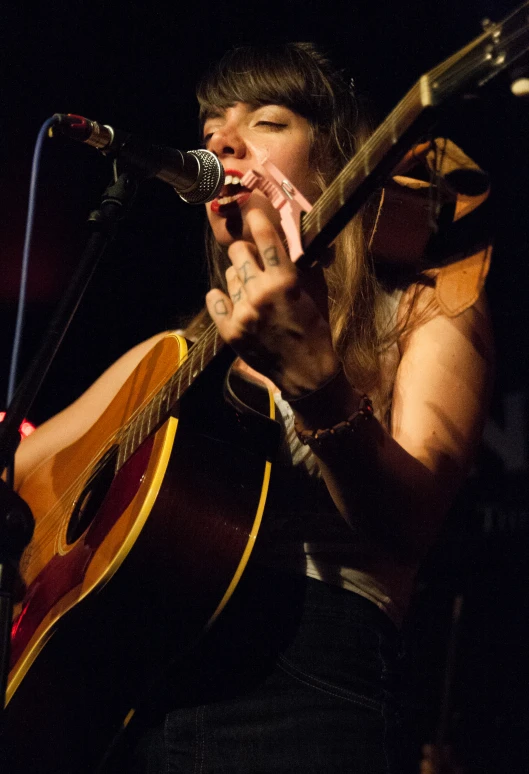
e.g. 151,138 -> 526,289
223,175 -> 241,186
217,194 -> 239,205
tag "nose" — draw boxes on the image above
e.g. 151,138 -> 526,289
207,126 -> 247,160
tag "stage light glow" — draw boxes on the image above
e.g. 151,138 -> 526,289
0,412 -> 36,438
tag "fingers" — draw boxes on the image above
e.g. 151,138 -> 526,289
206,268 -> 260,341
226,265 -> 244,305
206,288 -> 233,321
207,207 -> 300,342
228,241 -> 261,291
230,208 -> 294,270
227,209 -> 298,306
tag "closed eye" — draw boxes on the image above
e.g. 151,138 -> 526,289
202,121 -> 287,148
256,121 -> 288,129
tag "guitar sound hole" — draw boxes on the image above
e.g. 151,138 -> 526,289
67,446 -> 118,545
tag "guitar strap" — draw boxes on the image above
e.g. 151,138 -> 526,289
223,367 -> 282,461
370,138 -> 492,317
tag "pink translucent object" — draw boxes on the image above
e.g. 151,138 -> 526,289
241,160 -> 312,263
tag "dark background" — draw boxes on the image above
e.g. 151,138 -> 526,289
1,1 -> 528,771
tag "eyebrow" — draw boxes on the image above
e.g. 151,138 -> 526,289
202,109 -> 225,122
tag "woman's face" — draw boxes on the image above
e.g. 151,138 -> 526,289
203,102 -> 318,246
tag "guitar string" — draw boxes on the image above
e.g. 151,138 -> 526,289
430,2 -> 529,84
428,32 -> 489,85
429,20 -> 528,94
427,3 -> 528,85
431,45 -> 501,94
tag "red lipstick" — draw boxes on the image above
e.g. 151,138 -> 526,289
210,167 -> 252,214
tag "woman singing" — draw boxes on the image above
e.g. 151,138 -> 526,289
12,42 -> 493,773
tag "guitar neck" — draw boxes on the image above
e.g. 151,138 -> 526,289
299,0 -> 529,267
116,324 -> 223,470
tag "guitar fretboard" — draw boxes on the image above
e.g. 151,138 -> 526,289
116,324 -> 222,470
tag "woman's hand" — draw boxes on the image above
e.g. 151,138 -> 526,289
206,208 -> 339,398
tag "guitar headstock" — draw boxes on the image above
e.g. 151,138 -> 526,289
427,1 -> 529,105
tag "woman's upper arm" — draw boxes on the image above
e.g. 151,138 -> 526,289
14,332 -> 168,488
390,291 -> 494,494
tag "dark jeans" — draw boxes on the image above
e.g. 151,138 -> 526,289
120,564 -> 406,773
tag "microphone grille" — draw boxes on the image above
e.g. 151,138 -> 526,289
178,149 -> 224,205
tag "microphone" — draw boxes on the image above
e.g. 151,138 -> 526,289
52,113 -> 224,204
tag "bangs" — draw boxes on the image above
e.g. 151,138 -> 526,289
197,44 -> 338,129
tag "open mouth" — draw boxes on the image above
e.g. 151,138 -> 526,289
210,168 -> 252,213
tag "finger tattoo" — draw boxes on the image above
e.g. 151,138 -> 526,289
214,299 -> 229,316
240,261 -> 257,285
263,246 -> 280,266
230,288 -> 243,304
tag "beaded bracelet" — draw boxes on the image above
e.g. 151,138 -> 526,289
295,394 -> 374,450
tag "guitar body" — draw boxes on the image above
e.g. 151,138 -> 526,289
1,333 -> 276,774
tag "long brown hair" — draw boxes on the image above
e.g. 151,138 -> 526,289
187,43 -> 408,404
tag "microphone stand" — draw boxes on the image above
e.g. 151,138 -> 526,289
0,171 -> 139,717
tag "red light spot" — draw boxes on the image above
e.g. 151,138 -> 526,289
0,412 -> 36,438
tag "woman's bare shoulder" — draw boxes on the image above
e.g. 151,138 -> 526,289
392,289 -> 494,488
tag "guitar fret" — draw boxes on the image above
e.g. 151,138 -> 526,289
134,415 -> 141,451
130,418 -> 138,454
119,426 -> 130,469
126,425 -> 132,460
127,424 -> 134,459
148,398 -> 155,438
164,379 -> 173,414
176,367 -> 184,401
117,435 -> 125,469
136,414 -> 144,450
165,374 -> 174,408
340,175 -> 346,206
187,350 -> 196,386
148,395 -> 156,434
155,389 -> 162,426
143,403 -> 151,439
419,75 -> 433,110
138,404 -> 147,445
363,155 -> 371,177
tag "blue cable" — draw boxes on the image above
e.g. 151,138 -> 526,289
6,115 -> 59,407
